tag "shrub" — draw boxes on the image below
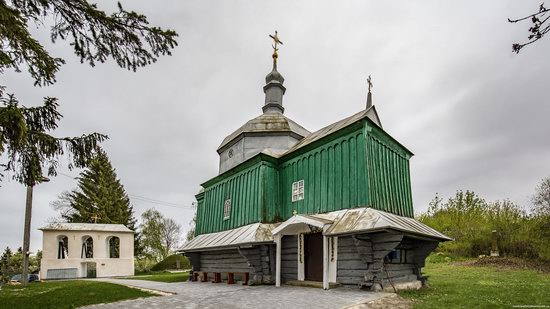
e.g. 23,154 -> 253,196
150,254 -> 190,271
421,191 -> 549,261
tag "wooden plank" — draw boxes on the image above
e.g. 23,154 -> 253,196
337,260 -> 369,270
337,269 -> 369,277
384,263 -> 414,271
337,276 -> 363,285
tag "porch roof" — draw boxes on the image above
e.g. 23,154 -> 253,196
179,222 -> 279,252
272,207 -> 451,241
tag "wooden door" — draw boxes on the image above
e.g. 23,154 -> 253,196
304,233 -> 323,281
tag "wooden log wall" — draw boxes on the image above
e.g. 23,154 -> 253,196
199,249 -> 255,274
337,236 -> 370,286
281,235 -> 298,282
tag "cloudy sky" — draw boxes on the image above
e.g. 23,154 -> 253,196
1,0 -> 549,252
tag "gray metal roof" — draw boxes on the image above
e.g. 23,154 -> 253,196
179,222 -> 279,252
282,106 -> 384,155
217,113 -> 310,152
273,207 -> 451,241
39,223 -> 134,233
322,208 -> 450,240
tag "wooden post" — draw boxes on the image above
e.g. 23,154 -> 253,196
323,235 -> 329,290
212,272 -> 221,283
21,186 -> 34,286
275,234 -> 282,287
242,272 -> 249,285
227,273 -> 235,284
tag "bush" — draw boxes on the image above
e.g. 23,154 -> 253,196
421,191 -> 549,262
150,254 -> 190,271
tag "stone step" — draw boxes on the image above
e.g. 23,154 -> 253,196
285,280 -> 341,289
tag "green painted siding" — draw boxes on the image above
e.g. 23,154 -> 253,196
195,118 -> 415,236
278,128 -> 368,219
366,123 -> 414,217
195,163 -> 264,235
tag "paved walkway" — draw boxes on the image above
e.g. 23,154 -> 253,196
81,278 -> 390,309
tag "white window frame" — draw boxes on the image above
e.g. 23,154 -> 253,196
292,180 -> 305,202
223,199 -> 231,220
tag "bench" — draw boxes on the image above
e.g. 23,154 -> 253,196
192,271 -> 249,285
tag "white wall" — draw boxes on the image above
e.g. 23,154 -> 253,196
40,230 -> 134,279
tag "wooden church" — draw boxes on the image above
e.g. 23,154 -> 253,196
180,32 -> 450,291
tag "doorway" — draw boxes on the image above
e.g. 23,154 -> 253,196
304,233 -> 323,281
83,262 -> 97,278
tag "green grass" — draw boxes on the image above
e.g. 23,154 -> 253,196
126,271 -> 189,283
0,280 -> 154,309
400,262 -> 550,309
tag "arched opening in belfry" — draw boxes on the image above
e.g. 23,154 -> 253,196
57,235 -> 68,259
81,236 -> 94,258
107,236 -> 120,258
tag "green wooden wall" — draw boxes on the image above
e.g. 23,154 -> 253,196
195,118 -> 415,236
366,123 -> 414,217
278,127 -> 368,219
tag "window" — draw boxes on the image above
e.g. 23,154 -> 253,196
81,236 -> 94,258
292,180 -> 305,202
107,236 -> 120,258
223,199 -> 231,220
57,236 -> 68,259
386,248 -> 409,264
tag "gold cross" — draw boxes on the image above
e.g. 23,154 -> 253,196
367,75 -> 373,92
269,31 -> 283,52
91,214 -> 100,223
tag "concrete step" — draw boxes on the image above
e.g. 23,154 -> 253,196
285,280 -> 341,289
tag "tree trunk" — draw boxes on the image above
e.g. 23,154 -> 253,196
21,186 -> 33,286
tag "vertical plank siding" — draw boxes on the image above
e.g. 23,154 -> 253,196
366,124 -> 414,217
195,120 -> 415,236
196,163 -> 264,235
279,130 -> 368,218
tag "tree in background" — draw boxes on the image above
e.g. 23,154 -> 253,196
186,213 -> 196,241
420,190 -> 545,260
51,150 -> 141,255
531,176 -> 550,260
509,3 -> 550,53
532,176 -> 550,216
0,247 -> 41,283
140,209 -> 182,262
1,0 -> 177,184
1,0 -> 177,284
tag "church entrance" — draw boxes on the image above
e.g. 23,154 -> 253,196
304,232 -> 323,281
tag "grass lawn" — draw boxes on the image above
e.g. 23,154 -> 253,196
0,280 -> 154,309
127,271 -> 189,283
400,262 -> 550,309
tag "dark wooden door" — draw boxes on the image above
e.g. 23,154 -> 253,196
304,233 -> 323,281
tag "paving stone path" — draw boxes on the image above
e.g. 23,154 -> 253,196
81,278 -> 390,309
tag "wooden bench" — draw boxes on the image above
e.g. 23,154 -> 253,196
192,271 -> 249,285
191,271 -> 209,282
227,272 -> 249,285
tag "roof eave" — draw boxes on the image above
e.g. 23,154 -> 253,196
178,240 -> 275,253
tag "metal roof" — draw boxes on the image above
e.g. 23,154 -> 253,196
273,207 -> 451,241
282,106 -> 386,156
39,223 -> 134,233
217,113 -> 311,152
179,222 -> 279,252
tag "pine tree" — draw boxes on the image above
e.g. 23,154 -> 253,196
57,150 -> 141,254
